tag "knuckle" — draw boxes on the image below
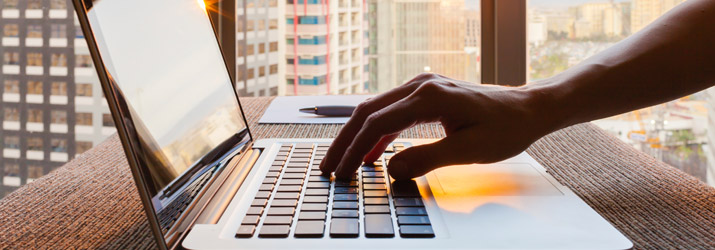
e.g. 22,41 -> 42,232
364,112 -> 381,125
353,101 -> 371,119
414,80 -> 443,96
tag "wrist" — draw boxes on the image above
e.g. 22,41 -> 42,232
516,78 -> 576,137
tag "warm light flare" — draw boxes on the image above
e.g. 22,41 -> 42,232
197,0 -> 206,11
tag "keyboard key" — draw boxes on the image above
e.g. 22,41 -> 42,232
364,205 -> 391,214
395,207 -> 427,216
363,184 -> 387,190
295,143 -> 314,149
274,192 -> 300,199
333,194 -> 358,201
391,180 -> 421,197
309,170 -> 324,176
305,189 -> 330,196
276,151 -> 289,156
277,185 -> 302,192
258,225 -> 290,238
335,180 -> 358,187
333,201 -> 359,209
364,190 -> 387,197
399,225 -> 434,238
308,175 -> 331,182
285,168 -> 308,173
299,211 -> 326,220
246,206 -> 264,216
283,173 -> 306,179
363,178 -> 385,184
279,179 -> 304,185
263,177 -> 278,184
314,155 -> 325,160
265,172 -> 280,178
365,214 -> 395,238
301,203 -> 328,211
303,196 -> 328,203
235,225 -> 256,238
241,215 -> 260,225
272,160 -> 286,165
267,207 -> 295,216
268,166 -> 283,172
394,198 -> 424,207
362,166 -> 384,172
264,216 -> 293,225
397,216 -> 431,225
314,151 -> 327,156
279,145 -> 292,151
364,198 -> 389,205
295,220 -> 325,238
291,158 -> 310,163
291,153 -> 312,158
286,162 -> 309,168
363,172 -> 385,177
274,156 -> 287,161
334,187 -> 358,194
271,199 -> 298,207
259,184 -> 274,191
332,209 -> 359,218
307,182 -> 330,189
251,198 -> 268,207
330,218 -> 359,238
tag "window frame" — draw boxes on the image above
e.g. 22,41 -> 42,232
481,0 -> 527,86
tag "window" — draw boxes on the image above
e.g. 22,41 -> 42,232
51,53 -> 67,67
247,68 -> 255,79
76,141 -> 93,154
28,165 -> 43,179
269,42 -> 278,52
270,64 -> 278,74
4,164 -> 20,178
247,20 -> 255,32
269,0 -> 277,7
3,136 -> 20,149
51,110 -> 67,124
2,0 -> 18,8
269,19 -> 278,30
76,83 -> 92,97
28,109 -> 43,123
259,43 -> 266,54
76,55 -> 92,67
27,53 -> 43,66
3,24 -> 19,37
246,44 -> 255,56
102,114 -> 114,127
51,24 -> 66,38
76,112 -> 92,126
51,139 -> 67,153
51,82 -> 67,95
27,25 -> 42,38
3,52 -> 19,65
4,80 -> 19,94
27,137 -> 43,151
3,107 -> 19,121
259,66 -> 265,77
28,81 -> 43,95
258,20 -> 265,30
50,0 -> 66,9
27,0 -> 41,9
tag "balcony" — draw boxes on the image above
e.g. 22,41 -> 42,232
25,9 -> 43,19
286,43 -> 328,55
2,37 -> 19,46
285,24 -> 329,36
286,4 -> 324,16
1,9 -> 19,18
285,63 -> 328,76
48,9 -> 67,19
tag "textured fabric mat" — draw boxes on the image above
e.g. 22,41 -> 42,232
0,97 -> 713,249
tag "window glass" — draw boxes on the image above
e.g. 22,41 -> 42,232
4,52 -> 20,65
76,113 -> 92,126
3,0 -> 19,8
51,82 -> 67,95
75,55 -> 92,67
3,108 -> 20,121
28,109 -> 43,123
27,25 -> 42,38
4,80 -> 20,94
51,110 -> 67,124
27,53 -> 43,66
51,53 -> 67,67
51,139 -> 67,153
76,83 -> 92,97
27,0 -> 42,9
51,24 -> 66,38
3,24 -> 19,37
50,0 -> 66,9
28,165 -> 43,179
27,81 -> 43,95
102,114 -> 114,127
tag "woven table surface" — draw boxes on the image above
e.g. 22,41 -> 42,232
0,96 -> 713,249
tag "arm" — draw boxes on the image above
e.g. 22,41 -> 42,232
320,0 -> 715,180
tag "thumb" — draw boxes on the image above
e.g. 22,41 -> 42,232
386,135 -> 469,180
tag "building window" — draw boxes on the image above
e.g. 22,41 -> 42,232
4,80 -> 20,94
259,66 -> 265,77
27,137 -> 43,151
51,110 -> 66,124
51,138 -> 67,153
76,112 -> 92,126
247,68 -> 255,79
270,64 -> 278,74
4,164 -> 20,178
51,82 -> 67,96
247,20 -> 255,32
3,136 -> 20,149
258,20 -> 266,30
102,114 -> 114,127
50,0 -> 66,9
76,141 -> 92,154
3,52 -> 19,65
259,43 -> 266,53
3,24 -> 19,37
27,25 -> 42,38
3,107 -> 19,121
28,81 -> 43,95
76,55 -> 92,67
27,0 -> 41,9
269,19 -> 278,30
2,0 -> 19,8
269,42 -> 278,52
76,83 -> 92,97
246,44 -> 255,56
50,24 -> 66,38
269,0 -> 277,7
28,109 -> 43,123
51,53 -> 67,67
28,165 -> 43,179
27,53 -> 43,66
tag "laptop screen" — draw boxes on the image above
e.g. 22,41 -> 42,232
85,0 -> 248,197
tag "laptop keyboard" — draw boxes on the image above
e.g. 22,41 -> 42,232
235,143 -> 435,239
157,168 -> 215,233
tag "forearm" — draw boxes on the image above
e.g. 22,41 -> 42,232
524,0 -> 715,132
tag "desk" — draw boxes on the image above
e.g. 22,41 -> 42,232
0,97 -> 712,249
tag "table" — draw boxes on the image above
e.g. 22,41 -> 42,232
0,97 -> 713,249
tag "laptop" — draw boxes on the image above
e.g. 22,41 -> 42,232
72,0 -> 633,249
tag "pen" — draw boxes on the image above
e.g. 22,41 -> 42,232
299,105 -> 356,117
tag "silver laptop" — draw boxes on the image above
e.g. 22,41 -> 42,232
72,0 -> 633,249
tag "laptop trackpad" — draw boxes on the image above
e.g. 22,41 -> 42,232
432,163 -> 562,196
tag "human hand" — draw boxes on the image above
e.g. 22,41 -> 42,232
319,73 -> 556,180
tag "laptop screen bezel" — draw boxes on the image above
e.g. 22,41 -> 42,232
71,0 -> 254,249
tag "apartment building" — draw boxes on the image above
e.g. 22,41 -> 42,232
236,0 -> 284,96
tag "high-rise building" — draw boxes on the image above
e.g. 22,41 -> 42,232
573,2 -> 624,38
236,0 -> 284,97
368,0 -> 470,93
285,0 -> 369,95
631,0 -> 685,34
1,0 -> 113,197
